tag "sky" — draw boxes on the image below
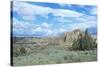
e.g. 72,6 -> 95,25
11,1 -> 97,37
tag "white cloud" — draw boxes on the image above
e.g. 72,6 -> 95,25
13,2 -> 97,37
13,17 -> 54,36
32,26 -> 52,36
34,27 -> 42,32
41,22 -> 51,29
46,29 -> 53,36
68,19 -> 97,31
13,18 -> 26,28
13,28 -> 25,35
56,17 -> 73,22
13,18 -> 39,34
13,18 -> 27,29
13,1 -> 84,21
58,3 -> 72,8
45,28 -> 66,36
58,3 -> 67,7
59,28 -> 66,32
90,7 -> 97,15
13,1 -> 52,17
22,15 -> 36,21
32,23 -> 53,36
52,9 -> 83,17
32,26 -> 66,36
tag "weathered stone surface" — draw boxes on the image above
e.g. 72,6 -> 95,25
62,29 -> 97,50
63,29 -> 82,47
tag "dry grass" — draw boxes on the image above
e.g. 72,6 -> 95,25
13,44 -> 97,66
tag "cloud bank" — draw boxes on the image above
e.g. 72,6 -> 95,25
12,1 -> 97,37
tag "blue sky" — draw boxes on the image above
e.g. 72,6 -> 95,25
12,1 -> 97,37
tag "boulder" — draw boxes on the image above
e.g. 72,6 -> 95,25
63,29 -> 82,48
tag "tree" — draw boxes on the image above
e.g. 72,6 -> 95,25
64,36 -> 66,42
84,29 -> 96,49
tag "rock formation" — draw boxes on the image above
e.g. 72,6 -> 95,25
62,29 -> 96,50
62,29 -> 82,47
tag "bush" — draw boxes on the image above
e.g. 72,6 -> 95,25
13,47 -> 26,57
20,47 -> 26,54
13,48 -> 21,57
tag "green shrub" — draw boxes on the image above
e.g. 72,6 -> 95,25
20,47 -> 26,55
13,48 -> 21,57
63,56 -> 68,60
13,47 -> 26,57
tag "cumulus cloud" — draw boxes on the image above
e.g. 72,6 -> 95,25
13,18 -> 37,29
12,2 -> 97,37
52,9 -> 83,17
58,3 -> 67,7
59,28 -> 66,32
13,1 -> 83,20
56,17 -> 73,23
13,1 -> 51,18
41,22 -> 51,29
68,18 -> 97,31
90,7 -> 97,15
58,3 -> 72,8
13,18 -> 39,36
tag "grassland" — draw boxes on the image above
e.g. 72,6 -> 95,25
13,44 -> 97,66
12,29 -> 97,66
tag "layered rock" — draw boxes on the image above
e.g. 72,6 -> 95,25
62,29 -> 96,50
62,29 -> 82,47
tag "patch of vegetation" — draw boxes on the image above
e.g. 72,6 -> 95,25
13,45 -> 97,66
13,47 -> 27,57
72,29 -> 96,50
12,29 -> 97,66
